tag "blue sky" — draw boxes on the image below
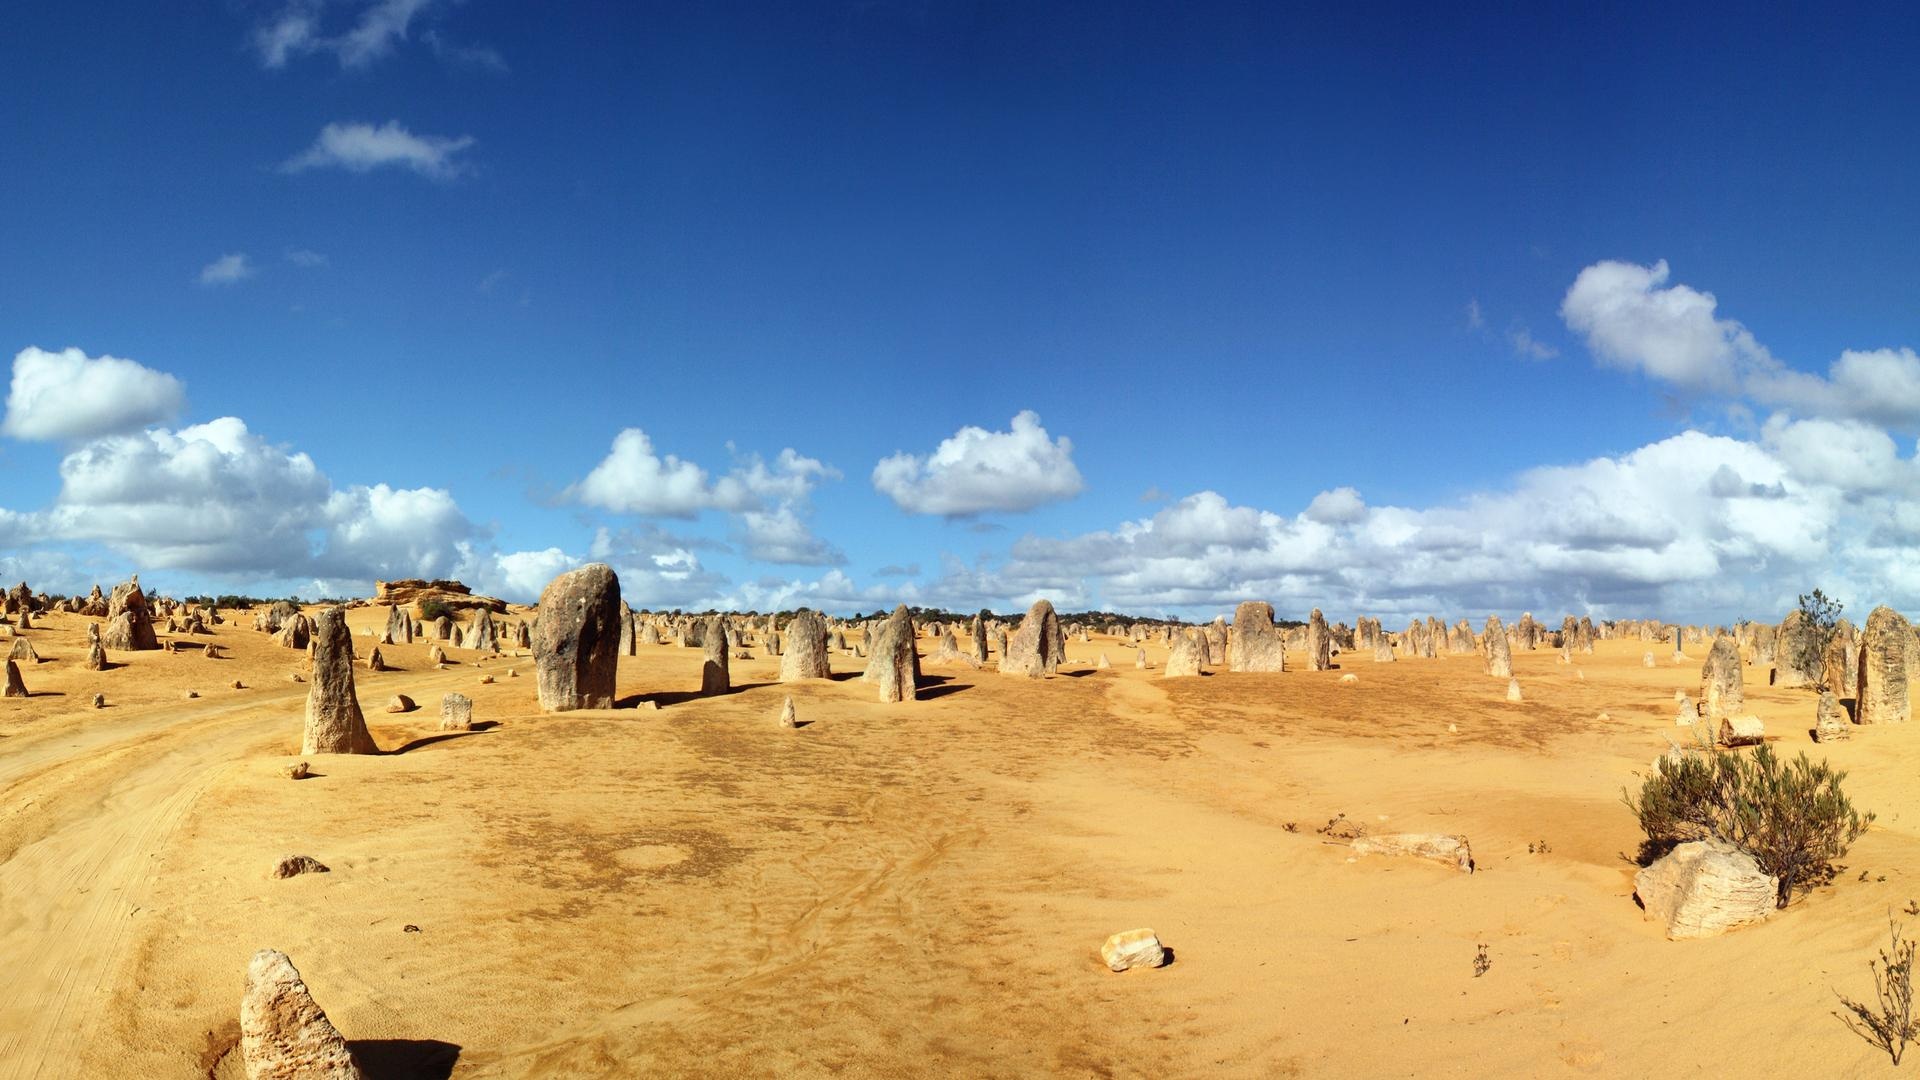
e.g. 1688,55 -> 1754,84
4,2 -> 1920,621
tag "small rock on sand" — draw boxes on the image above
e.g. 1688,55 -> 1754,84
1100,928 -> 1167,972
1349,833 -> 1474,873
284,761 -> 310,780
272,855 -> 330,879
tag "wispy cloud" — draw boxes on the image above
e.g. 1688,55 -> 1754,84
198,253 -> 255,286
424,29 -> 508,73
285,248 -> 328,268
250,1 -> 502,72
282,121 -> 476,180
1466,297 -> 1484,329
1508,324 -> 1558,360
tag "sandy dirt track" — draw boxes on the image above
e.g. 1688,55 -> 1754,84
2,608 -> 1917,1078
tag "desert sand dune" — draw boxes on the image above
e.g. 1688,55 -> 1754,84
0,603 -> 1915,1077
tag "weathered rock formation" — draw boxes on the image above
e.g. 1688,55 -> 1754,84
373,578 -> 506,615
1001,599 -> 1062,678
441,692 -> 473,732
1857,605 -> 1912,725
780,609 -> 831,681
862,605 -> 920,703
239,949 -> 365,1079
700,616 -> 730,696
533,563 -> 622,711
1229,601 -> 1285,672
302,608 -> 378,755
1700,635 -> 1744,719
102,577 -> 160,651
1164,631 -> 1206,678
1304,608 -> 1331,671
1483,615 -> 1512,678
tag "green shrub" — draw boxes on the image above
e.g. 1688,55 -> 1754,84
1625,744 -> 1873,908
419,598 -> 458,624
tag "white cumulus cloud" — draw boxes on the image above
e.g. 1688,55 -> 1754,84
282,121 -> 476,180
3,347 -> 187,442
570,431 -> 845,567
1561,259 -> 1920,430
871,410 -> 1084,516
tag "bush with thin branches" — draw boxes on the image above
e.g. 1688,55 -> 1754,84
1625,744 -> 1873,908
1836,916 -> 1920,1065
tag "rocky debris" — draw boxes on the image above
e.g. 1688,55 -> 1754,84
386,695 -> 416,713
478,674 -> 494,685
428,645 -> 446,666
1815,691 -> 1852,742
700,616 -> 731,696
1097,652 -> 1111,670
374,578 -> 506,614
91,693 -> 105,708
862,605 -> 921,703
440,692 -> 473,732
533,564 -> 622,712
365,647 -> 388,672
1700,635 -> 1744,719
1718,715 -> 1765,747
1643,652 -> 1655,668
780,609 -> 832,681
302,608 -> 378,756
1339,673 -> 1359,685
778,696 -> 798,729
1633,839 -> 1776,939
272,855 -> 330,879
1857,605 -> 1911,725
1001,599 -> 1062,678
184,690 -> 199,700
1163,631 -> 1206,677
230,680 -> 246,690
1135,648 -> 1148,669
1505,678 -> 1522,702
1483,616 -> 1513,678
3,659 -> 27,698
1350,833 -> 1475,872
7,637 -> 37,664
1100,928 -> 1167,972
239,949 -> 365,1079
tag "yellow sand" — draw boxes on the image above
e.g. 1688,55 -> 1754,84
0,610 -> 1914,1077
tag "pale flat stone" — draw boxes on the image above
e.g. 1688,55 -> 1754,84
1633,839 -> 1776,939
1349,833 -> 1474,873
1718,715 -> 1765,747
1100,928 -> 1167,972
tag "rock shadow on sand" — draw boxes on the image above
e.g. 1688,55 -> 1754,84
348,1038 -> 461,1079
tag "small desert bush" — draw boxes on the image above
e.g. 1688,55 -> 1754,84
1625,744 -> 1872,908
418,598 -> 458,624
1836,916 -> 1920,1065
